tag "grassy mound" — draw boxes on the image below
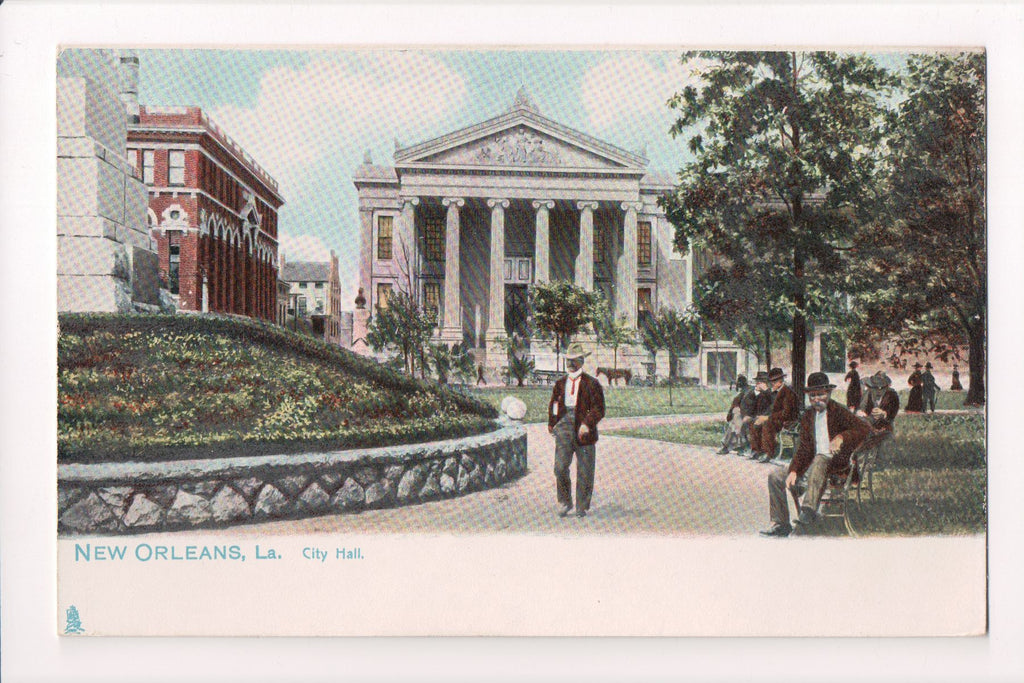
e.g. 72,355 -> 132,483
58,313 -> 498,464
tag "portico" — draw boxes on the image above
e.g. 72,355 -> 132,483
354,89 -> 691,377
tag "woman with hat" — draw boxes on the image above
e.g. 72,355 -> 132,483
905,362 -> 924,413
857,370 -> 900,450
844,361 -> 862,411
547,343 -> 605,518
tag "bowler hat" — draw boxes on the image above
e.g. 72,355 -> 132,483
806,372 -> 836,391
913,362 -> 923,369
864,371 -> 892,388
767,368 -> 786,383
565,343 -> 591,361
754,371 -> 770,383
849,361 -> 858,369
925,362 -> 933,369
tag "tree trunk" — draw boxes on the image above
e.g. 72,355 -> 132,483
764,326 -> 772,369
791,251 -> 807,405
965,318 -> 986,406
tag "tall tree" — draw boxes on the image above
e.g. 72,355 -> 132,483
662,51 -> 894,401
640,307 -> 702,405
594,303 -> 635,371
531,280 -> 602,372
366,290 -> 435,376
850,52 -> 986,405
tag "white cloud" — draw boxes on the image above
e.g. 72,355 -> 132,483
209,52 -> 469,183
580,53 -> 710,137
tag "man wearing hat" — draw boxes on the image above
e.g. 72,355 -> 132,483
717,374 -> 753,454
749,367 -> 800,463
761,372 -> 870,537
746,371 -> 774,459
857,370 -> 901,450
921,362 -> 939,413
547,343 -> 606,518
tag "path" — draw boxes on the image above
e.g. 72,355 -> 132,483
187,419 -> 779,538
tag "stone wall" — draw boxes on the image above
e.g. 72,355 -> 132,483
58,420 -> 527,535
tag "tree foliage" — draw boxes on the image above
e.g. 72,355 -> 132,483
594,302 -> 636,370
662,51 -> 895,399
366,290 -> 435,377
530,280 -> 602,371
849,52 -> 986,405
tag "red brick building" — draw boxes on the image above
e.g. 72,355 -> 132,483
127,106 -> 284,320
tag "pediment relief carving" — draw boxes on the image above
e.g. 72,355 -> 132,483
418,125 -> 626,169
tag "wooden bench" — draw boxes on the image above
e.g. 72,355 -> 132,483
530,370 -> 563,386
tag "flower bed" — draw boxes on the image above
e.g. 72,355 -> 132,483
58,314 -> 498,464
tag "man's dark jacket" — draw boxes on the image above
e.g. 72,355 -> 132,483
789,400 -> 871,478
548,373 -> 606,446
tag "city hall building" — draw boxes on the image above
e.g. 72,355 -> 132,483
353,89 -> 742,380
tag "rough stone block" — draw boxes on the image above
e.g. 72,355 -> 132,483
419,473 -> 441,501
275,474 -> 308,498
253,485 -> 290,519
457,467 -> 471,493
485,463 -> 495,486
132,246 -> 161,305
231,477 -> 263,501
167,490 -> 213,526
354,466 -> 379,487
397,465 -> 427,503
58,236 -> 130,278
384,465 -> 404,483
318,471 -> 345,492
58,487 -> 84,511
442,457 -> 458,477
96,486 -> 133,516
59,492 -> 119,534
331,478 -> 364,511
469,466 -> 485,491
439,473 -> 456,495
123,494 -> 164,528
297,482 -> 330,513
364,482 -> 389,508
138,483 -> 178,508
56,67 -> 126,152
495,459 -> 508,482
211,486 -> 250,523
181,481 -> 219,498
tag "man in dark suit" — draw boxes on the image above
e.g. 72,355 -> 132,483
751,367 -> 800,463
760,372 -> 871,537
746,371 -> 773,459
548,343 -> 606,518
857,370 -> 900,450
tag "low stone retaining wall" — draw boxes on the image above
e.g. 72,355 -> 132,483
58,419 -> 528,535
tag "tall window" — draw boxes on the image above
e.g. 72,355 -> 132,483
297,295 -> 307,318
168,243 -> 180,294
637,221 -> 652,267
169,150 -> 186,186
637,288 -> 653,329
424,216 -> 445,263
377,216 -> 393,260
143,150 -> 155,184
423,281 -> 442,324
594,225 -> 606,264
376,283 -> 393,310
315,298 -> 324,314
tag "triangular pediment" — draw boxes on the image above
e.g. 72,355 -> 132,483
395,107 -> 646,172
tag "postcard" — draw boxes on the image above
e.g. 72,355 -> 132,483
4,1 -> 1023,681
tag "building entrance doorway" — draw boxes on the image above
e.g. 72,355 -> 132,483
505,285 -> 530,344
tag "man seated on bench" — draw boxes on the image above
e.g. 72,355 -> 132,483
760,372 -> 871,537
717,374 -> 752,454
857,370 -> 900,450
750,367 -> 799,463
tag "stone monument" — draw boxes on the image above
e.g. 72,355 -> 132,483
57,49 -> 159,312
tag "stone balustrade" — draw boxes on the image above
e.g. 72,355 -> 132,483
59,419 -> 527,535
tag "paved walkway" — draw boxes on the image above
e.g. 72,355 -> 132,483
196,418 -> 779,538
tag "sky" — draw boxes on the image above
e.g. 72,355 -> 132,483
135,49 -> 707,302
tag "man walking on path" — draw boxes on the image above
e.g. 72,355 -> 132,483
921,362 -> 939,413
548,343 -> 606,518
760,372 -> 870,537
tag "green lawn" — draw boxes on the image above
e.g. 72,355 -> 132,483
468,385 -> 734,423
615,410 -> 986,536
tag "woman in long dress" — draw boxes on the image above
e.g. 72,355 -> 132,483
950,364 -> 964,391
905,362 -> 924,412
844,361 -> 862,410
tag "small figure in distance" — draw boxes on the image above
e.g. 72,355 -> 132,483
905,362 -> 924,413
844,361 -> 862,411
921,362 -> 939,413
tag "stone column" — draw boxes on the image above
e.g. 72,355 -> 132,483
485,198 -> 509,354
620,201 -> 643,329
532,200 -> 554,284
575,201 -> 598,291
399,197 -> 419,290
441,197 -> 464,345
